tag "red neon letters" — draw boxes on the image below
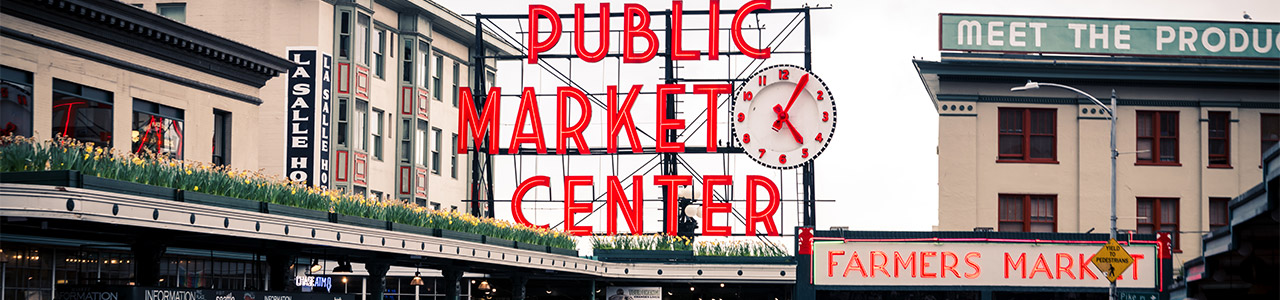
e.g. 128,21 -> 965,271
527,1 -> 773,63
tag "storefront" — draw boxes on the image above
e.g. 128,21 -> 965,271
795,230 -> 1171,300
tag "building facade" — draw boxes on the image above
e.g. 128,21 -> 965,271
124,0 -> 517,212
916,50 -> 1279,262
1,0 -> 291,172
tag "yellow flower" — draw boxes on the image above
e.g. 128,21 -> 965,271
193,186 -> 199,191
185,169 -> 192,175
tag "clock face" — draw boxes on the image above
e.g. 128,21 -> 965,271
731,65 -> 836,169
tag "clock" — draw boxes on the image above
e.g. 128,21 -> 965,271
730,65 -> 836,169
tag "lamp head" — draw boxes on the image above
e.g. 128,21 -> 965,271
1010,80 -> 1040,92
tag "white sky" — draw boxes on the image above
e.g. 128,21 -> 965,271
431,0 -> 1280,237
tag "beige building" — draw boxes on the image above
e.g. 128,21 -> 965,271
124,0 -> 518,213
1,0 -> 291,170
915,53 -> 1280,261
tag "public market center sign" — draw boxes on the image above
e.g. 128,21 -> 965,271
812,241 -> 1156,288
940,14 -> 1280,59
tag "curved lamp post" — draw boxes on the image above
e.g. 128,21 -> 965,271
1012,81 -> 1117,300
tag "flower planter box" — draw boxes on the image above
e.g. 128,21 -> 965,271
390,223 -> 436,236
330,213 -> 391,230
261,203 -> 329,221
514,242 -> 547,252
594,249 -> 694,263
547,247 -> 579,257
694,256 -> 793,265
181,190 -> 260,212
433,229 -> 484,243
482,236 -> 516,248
82,175 -> 179,201
0,170 -> 82,187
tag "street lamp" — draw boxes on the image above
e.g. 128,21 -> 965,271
1012,80 -> 1117,300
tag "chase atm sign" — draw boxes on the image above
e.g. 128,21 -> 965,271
940,14 -> 1280,59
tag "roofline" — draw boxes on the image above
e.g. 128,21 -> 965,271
379,0 -> 520,57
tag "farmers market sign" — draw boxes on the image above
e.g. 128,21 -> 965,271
940,14 -> 1280,59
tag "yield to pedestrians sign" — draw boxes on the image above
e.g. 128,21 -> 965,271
1091,239 -> 1134,282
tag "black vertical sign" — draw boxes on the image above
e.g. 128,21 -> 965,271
285,48 -> 330,187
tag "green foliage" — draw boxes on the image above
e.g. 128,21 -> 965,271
0,135 -> 576,250
590,234 -> 788,257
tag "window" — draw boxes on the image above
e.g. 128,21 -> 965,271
1209,197 -> 1230,232
156,3 -> 185,23
355,14 -> 370,65
52,79 -> 113,147
1207,111 -> 1230,167
486,71 -> 495,89
997,108 -> 1056,162
1137,111 -> 1179,164
1,65 -> 34,137
371,190 -> 384,201
355,100 -> 368,152
353,186 -> 366,198
373,29 -> 385,78
451,62 -> 460,107
1262,113 -> 1279,156
212,110 -> 230,165
132,99 -> 184,159
1137,197 -> 1180,250
451,133 -> 458,178
337,98 -> 348,146
417,41 -> 429,89
416,120 -> 427,166
430,202 -> 441,210
372,109 -> 384,160
998,194 -> 1056,232
433,54 -> 444,100
337,11 -> 351,59
401,38 -> 413,83
399,119 -> 411,162
431,127 -> 442,174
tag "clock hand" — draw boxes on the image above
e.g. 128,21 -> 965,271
782,117 -> 803,144
773,74 -> 809,131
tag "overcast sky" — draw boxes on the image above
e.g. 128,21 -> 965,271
432,0 -> 1279,237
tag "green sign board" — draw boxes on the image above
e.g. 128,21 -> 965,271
940,14 -> 1280,59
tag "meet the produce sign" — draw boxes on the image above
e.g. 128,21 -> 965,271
457,1 -> 785,237
940,13 -> 1280,59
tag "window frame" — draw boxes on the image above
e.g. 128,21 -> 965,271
431,127 -> 442,174
451,133 -> 458,179
156,3 -> 186,23
1209,197 -> 1230,232
996,107 -> 1058,163
372,108 -> 384,161
433,54 -> 444,101
451,62 -> 460,107
131,98 -> 185,159
355,13 -> 370,66
1207,111 -> 1230,168
1,65 -> 35,138
52,78 -> 114,147
355,99 -> 368,152
212,109 -> 231,166
997,194 -> 1058,233
1262,113 -> 1279,157
1137,197 -> 1181,251
415,120 -> 427,166
1136,110 -> 1180,166
373,28 -> 386,79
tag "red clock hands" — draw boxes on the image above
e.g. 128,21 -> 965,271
772,105 -> 803,144
772,74 -> 810,132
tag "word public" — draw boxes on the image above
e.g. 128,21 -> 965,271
455,1 -> 785,237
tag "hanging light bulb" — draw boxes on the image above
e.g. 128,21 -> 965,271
409,271 -> 424,286
309,259 -> 322,273
332,260 -> 353,274
477,280 -> 491,290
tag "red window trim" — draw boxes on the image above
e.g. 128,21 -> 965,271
998,194 -> 1058,233
1207,111 -> 1231,168
1136,111 -> 1179,166
1137,197 -> 1180,251
1208,197 -> 1230,231
997,107 -> 1058,163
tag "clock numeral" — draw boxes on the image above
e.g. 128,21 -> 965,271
757,148 -> 766,158
743,91 -> 753,102
817,90 -> 825,100
779,69 -> 790,80
802,148 -> 810,158
758,75 -> 767,86
779,154 -> 787,164
743,133 -> 751,144
822,111 -> 829,122
736,113 -> 745,122
815,133 -> 824,142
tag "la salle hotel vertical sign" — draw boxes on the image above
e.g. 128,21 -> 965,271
286,47 -> 332,187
